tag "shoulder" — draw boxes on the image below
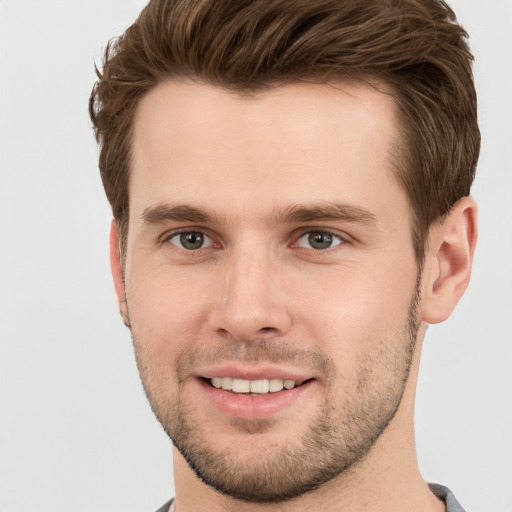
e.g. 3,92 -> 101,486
154,498 -> 174,512
429,483 -> 467,512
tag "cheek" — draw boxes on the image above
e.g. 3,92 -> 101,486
126,262 -> 215,355
294,261 -> 417,356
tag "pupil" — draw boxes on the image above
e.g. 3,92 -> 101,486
308,232 -> 332,250
180,232 -> 204,250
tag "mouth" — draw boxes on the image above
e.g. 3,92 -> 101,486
196,366 -> 317,420
205,376 -> 311,395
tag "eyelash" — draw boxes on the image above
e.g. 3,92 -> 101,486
293,229 -> 346,251
164,229 -> 216,252
162,227 -> 349,254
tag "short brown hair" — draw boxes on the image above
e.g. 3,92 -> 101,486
89,0 -> 480,262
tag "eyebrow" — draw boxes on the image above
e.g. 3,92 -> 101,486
142,203 -> 223,225
272,203 -> 378,226
141,202 -> 377,227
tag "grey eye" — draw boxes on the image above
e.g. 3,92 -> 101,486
169,231 -> 212,250
297,231 -> 343,250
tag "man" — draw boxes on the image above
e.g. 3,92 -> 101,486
89,1 -> 479,511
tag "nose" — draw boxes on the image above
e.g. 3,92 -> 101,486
208,246 -> 293,342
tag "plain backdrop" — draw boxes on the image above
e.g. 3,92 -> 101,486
0,1 -> 511,511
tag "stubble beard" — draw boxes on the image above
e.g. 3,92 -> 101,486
130,281 -> 422,504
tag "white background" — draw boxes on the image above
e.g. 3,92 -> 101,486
0,1 -> 510,511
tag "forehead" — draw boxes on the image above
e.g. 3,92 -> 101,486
129,79 -> 404,224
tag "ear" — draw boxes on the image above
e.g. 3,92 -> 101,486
110,219 -> 130,328
421,196 -> 478,324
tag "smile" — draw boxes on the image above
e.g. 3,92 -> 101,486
210,377 -> 303,395
198,372 -> 316,420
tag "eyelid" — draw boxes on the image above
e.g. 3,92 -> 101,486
161,227 -> 218,251
158,226 -> 351,251
292,228 -> 350,249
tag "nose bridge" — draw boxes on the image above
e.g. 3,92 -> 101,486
210,240 -> 292,341
229,245 -> 271,309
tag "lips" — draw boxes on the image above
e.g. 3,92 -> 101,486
197,367 -> 315,420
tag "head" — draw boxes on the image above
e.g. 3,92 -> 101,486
90,0 -> 479,505
90,0 -> 480,266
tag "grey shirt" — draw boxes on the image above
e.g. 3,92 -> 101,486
429,483 -> 467,512
155,483 -> 466,512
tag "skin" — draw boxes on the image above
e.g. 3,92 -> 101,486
110,80 -> 477,512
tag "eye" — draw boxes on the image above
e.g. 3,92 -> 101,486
168,231 -> 213,251
296,230 -> 344,250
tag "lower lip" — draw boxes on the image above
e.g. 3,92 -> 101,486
199,379 -> 314,420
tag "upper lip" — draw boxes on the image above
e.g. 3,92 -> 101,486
195,363 -> 317,382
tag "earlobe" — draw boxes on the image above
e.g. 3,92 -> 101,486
110,219 -> 131,328
421,196 -> 478,324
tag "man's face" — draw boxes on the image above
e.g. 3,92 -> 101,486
120,80 -> 422,502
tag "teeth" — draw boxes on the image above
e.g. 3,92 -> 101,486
283,379 -> 295,389
269,378 -> 284,392
210,377 -> 299,394
250,379 -> 269,394
221,377 -> 233,390
232,379 -> 250,393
